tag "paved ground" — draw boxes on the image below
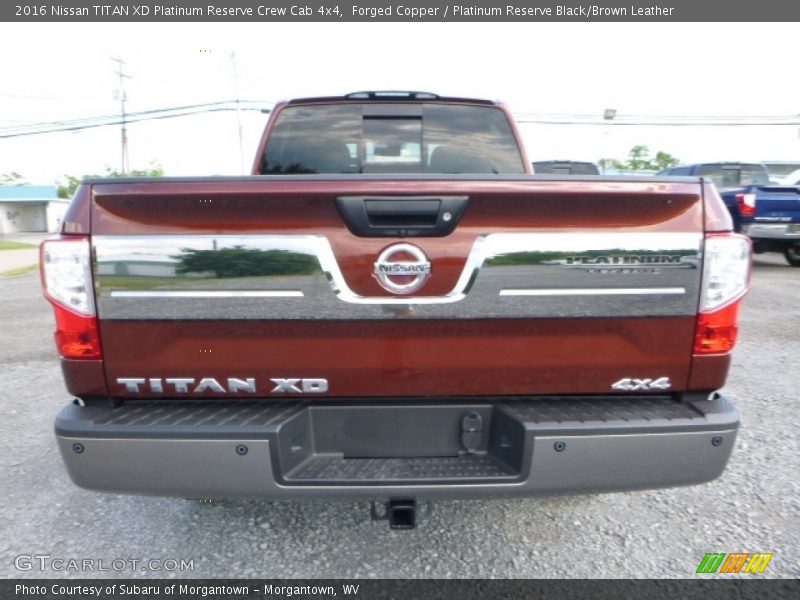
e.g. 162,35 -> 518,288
0,233 -> 50,245
0,249 -> 38,273
0,253 -> 797,579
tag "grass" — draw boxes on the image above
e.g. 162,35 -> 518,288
0,263 -> 38,277
0,240 -> 36,251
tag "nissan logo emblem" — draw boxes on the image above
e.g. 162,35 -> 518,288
373,243 -> 431,294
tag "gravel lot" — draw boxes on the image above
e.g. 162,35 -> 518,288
1,254 -> 797,579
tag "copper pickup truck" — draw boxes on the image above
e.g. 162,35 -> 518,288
41,92 -> 750,528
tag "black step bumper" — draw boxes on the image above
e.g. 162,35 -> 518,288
55,394 -> 739,498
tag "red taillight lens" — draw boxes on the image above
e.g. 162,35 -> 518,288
40,236 -> 102,360
694,234 -> 751,355
736,193 -> 757,217
52,304 -> 102,359
694,301 -> 741,354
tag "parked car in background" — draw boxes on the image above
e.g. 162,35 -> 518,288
532,160 -> 599,175
658,162 -> 800,266
658,162 -> 769,188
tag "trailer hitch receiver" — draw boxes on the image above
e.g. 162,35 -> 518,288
371,498 -> 426,530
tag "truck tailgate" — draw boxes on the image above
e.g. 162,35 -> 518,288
89,176 -> 705,399
753,185 -> 800,222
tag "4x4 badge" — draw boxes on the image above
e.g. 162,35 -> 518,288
611,377 -> 672,391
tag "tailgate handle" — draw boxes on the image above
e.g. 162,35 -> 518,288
336,195 -> 469,237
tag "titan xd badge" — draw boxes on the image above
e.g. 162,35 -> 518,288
373,243 -> 431,294
115,377 -> 329,394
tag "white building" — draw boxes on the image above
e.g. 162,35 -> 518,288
0,185 -> 69,234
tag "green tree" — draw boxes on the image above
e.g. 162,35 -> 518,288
56,161 -> 165,198
175,247 -> 320,278
1,171 -> 26,185
627,145 -> 652,171
56,175 -> 83,199
599,146 -> 680,172
653,151 -> 680,170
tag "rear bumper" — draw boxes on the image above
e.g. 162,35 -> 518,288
55,394 -> 739,499
743,222 -> 800,241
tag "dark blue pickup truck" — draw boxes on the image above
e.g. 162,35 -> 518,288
659,162 -> 800,266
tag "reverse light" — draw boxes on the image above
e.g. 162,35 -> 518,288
694,234 -> 751,354
735,193 -> 757,217
40,237 -> 102,359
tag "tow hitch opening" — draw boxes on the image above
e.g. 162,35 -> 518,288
371,499 -> 424,530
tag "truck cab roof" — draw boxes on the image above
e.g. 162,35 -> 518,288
286,91 -> 497,106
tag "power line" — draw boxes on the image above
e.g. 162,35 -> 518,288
516,111 -> 800,119
0,100 -> 270,133
516,119 -> 800,126
2,105 -> 798,139
0,101 -> 274,139
514,112 -> 800,126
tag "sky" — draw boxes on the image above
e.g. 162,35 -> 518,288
1,22 -> 799,184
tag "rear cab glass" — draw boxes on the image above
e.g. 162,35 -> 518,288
763,162 -> 800,180
696,164 -> 770,189
533,161 -> 599,175
261,102 -> 525,175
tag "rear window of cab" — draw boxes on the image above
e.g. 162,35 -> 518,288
261,103 -> 525,175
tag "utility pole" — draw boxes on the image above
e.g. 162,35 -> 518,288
230,51 -> 245,174
111,57 -> 131,174
601,108 -> 617,174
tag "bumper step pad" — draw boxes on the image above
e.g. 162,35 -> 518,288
287,454 -> 517,483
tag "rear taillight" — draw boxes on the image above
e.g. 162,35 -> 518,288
40,237 -> 101,360
736,193 -> 757,217
694,234 -> 750,354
